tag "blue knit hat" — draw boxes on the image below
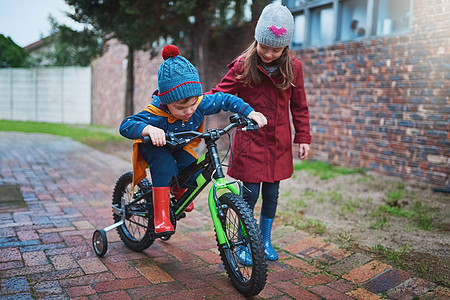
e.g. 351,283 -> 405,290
254,4 -> 294,48
157,45 -> 203,105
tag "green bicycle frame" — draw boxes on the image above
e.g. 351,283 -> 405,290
170,151 -> 242,247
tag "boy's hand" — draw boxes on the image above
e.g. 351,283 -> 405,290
142,125 -> 166,146
248,111 -> 267,128
298,143 -> 310,159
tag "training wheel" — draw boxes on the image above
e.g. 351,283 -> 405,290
92,229 -> 108,257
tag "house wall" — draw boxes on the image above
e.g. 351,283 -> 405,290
295,0 -> 449,186
90,39 -> 163,129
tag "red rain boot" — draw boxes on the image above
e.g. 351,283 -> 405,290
171,185 -> 194,212
152,187 -> 174,235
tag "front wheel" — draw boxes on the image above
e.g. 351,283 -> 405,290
214,193 -> 267,296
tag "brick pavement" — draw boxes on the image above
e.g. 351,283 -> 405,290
0,132 -> 448,299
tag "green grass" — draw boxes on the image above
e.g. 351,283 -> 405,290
298,219 -> 327,235
0,120 -> 124,144
294,160 -> 366,180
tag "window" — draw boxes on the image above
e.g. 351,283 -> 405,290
310,5 -> 334,46
285,0 -> 412,48
374,0 -> 411,35
287,0 -> 306,8
339,0 -> 367,41
292,13 -> 306,46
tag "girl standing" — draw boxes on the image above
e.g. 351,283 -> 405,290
208,3 -> 311,263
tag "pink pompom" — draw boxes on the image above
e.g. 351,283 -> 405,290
162,45 -> 180,60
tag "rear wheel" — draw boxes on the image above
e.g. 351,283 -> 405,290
215,193 -> 267,296
112,172 -> 154,251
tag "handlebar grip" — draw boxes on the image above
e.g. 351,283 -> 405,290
143,136 -> 152,144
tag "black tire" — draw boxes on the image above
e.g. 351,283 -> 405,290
92,229 -> 108,257
215,193 -> 267,296
112,172 -> 155,251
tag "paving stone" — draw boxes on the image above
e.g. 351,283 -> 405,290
32,280 -> 64,297
94,277 -> 150,293
267,269 -> 303,284
59,272 -> 116,288
98,290 -> 132,300
346,287 -> 383,299
363,267 -> 413,294
50,254 -> 79,270
77,257 -> 108,274
27,268 -> 84,283
125,281 -> 185,299
282,257 -> 321,274
0,247 -> 21,262
309,285 -> 355,300
192,249 -> 222,264
135,263 -> 175,284
0,264 -> 54,278
22,251 -> 49,266
326,252 -> 373,276
65,285 -> 96,297
0,260 -> 24,270
0,276 -> 30,293
326,278 -> 357,293
39,232 -> 63,244
295,272 -> 335,288
342,260 -> 391,284
387,277 -> 437,299
17,230 -> 39,241
104,261 -> 141,279
273,280 -> 321,299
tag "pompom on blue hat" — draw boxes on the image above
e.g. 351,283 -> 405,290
157,45 -> 203,105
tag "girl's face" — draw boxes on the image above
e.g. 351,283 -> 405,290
167,96 -> 199,120
256,43 -> 285,65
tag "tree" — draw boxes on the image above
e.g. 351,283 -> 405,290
166,0 -> 271,90
66,0 -> 174,117
0,34 -> 31,68
29,16 -> 102,67
65,0 -> 270,116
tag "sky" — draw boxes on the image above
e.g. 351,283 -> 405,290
0,0 -> 84,47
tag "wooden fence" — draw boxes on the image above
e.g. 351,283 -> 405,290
0,67 -> 91,124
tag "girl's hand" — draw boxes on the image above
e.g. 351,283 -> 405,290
142,125 -> 166,146
248,111 -> 268,128
298,143 -> 310,159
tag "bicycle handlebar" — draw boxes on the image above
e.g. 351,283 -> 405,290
142,114 -> 258,147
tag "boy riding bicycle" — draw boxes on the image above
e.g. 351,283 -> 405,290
119,45 -> 267,237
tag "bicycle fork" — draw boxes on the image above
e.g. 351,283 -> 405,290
208,178 -> 242,247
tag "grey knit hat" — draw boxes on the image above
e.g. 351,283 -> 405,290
157,45 -> 203,105
254,3 -> 294,48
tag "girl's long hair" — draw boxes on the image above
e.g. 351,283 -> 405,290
236,40 -> 294,90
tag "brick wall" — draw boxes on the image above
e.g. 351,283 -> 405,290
296,0 -> 449,186
91,39 -> 162,129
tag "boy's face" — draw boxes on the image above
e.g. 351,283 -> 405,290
167,96 -> 199,120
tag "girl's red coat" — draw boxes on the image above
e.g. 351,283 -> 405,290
209,55 -> 311,183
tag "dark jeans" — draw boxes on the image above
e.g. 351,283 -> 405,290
243,181 -> 280,219
138,143 -> 198,187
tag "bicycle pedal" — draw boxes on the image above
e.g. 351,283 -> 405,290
151,231 -> 175,239
176,212 -> 186,220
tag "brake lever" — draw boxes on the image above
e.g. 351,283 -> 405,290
166,132 -> 190,148
242,117 -> 259,131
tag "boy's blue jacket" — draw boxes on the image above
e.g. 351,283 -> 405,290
119,92 -> 254,140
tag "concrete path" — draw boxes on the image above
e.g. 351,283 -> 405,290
0,132 -> 448,299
